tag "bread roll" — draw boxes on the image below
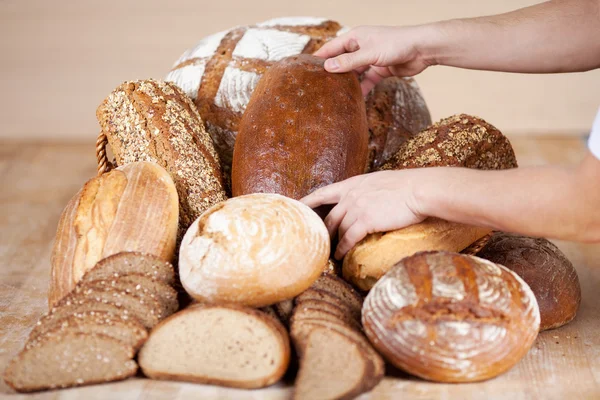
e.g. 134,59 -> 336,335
231,54 -> 369,199
478,232 -> 581,330
179,193 -> 330,307
96,79 -> 227,232
49,162 -> 179,307
344,114 -> 518,290
363,251 -> 540,383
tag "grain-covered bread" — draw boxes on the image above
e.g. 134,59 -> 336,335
96,79 -> 227,232
179,194 -> 330,307
366,77 -> 431,169
49,162 -> 179,307
479,232 -> 581,331
363,251 -> 540,383
27,311 -> 147,351
3,331 -> 137,392
138,304 -> 290,389
81,252 -> 176,286
231,54 -> 369,199
344,114 -> 519,291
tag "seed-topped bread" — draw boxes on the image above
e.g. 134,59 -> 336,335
81,252 -> 176,286
3,332 -> 138,392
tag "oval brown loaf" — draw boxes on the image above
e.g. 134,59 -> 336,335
478,232 -> 581,331
96,79 -> 227,232
178,193 -> 330,307
231,54 -> 369,199
362,251 -> 540,383
49,162 -> 179,307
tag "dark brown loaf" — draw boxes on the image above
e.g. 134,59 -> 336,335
231,54 -> 369,199
96,79 -> 227,232
362,251 -> 540,383
366,77 -> 431,169
478,232 -> 581,331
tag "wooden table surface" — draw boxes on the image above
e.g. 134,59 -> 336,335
1,137 -> 599,399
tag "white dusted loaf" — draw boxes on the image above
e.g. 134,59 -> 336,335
179,193 -> 330,307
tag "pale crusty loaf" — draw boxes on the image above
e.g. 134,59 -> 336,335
138,304 -> 290,389
479,232 -> 581,331
363,251 -> 540,383
179,194 -> 330,307
3,331 -> 138,392
344,114 -> 519,291
49,162 -> 179,307
96,79 -> 227,231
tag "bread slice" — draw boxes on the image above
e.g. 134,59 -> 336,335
27,311 -> 147,351
292,299 -> 360,324
138,304 -> 291,389
82,252 -> 176,286
84,278 -> 178,318
292,305 -> 363,333
293,328 -> 373,400
3,331 -> 137,392
310,275 -> 364,310
295,289 -> 362,321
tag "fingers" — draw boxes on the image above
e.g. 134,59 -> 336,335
323,202 -> 348,238
335,219 -> 368,259
300,175 -> 364,209
360,66 -> 392,96
313,31 -> 359,59
324,48 -> 377,73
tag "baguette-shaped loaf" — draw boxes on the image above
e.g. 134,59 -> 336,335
231,54 -> 369,199
97,79 -> 227,232
49,162 -> 178,307
343,114 -> 518,290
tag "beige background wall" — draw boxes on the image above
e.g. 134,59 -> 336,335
1,0 -> 598,142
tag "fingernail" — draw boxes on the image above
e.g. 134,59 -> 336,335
326,59 -> 340,71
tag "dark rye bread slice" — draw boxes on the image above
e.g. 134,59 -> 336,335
295,288 -> 362,322
55,287 -> 162,329
310,275 -> 364,313
292,305 -> 363,333
84,277 -> 178,317
138,304 -> 291,389
82,252 -> 176,286
28,311 -> 148,351
293,299 -> 360,325
3,331 -> 137,392
293,328 -> 374,400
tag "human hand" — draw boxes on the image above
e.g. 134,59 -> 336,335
301,170 -> 426,259
314,25 -> 437,95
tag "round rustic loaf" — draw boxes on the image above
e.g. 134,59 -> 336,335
178,193 -> 330,307
343,114 -> 519,291
165,17 -> 430,175
231,54 -> 369,199
362,251 -> 540,383
478,232 -> 581,331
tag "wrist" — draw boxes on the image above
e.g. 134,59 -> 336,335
411,20 -> 457,68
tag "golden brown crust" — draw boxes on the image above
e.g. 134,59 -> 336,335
478,232 -> 581,330
96,79 -> 227,232
231,54 -> 369,199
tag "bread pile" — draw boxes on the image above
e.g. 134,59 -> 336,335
3,15 -> 583,399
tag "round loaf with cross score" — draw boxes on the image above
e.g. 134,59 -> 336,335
3,15 -> 582,398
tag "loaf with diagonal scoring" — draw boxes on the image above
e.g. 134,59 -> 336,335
362,251 -> 540,382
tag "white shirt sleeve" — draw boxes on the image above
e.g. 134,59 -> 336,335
589,107 -> 600,160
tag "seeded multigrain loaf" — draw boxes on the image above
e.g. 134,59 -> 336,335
96,79 -> 227,231
81,252 -> 176,286
138,304 -> 291,389
3,332 -> 138,392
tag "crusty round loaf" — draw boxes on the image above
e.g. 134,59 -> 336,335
362,251 -> 540,383
179,193 -> 330,307
231,54 -> 369,199
478,232 -> 581,331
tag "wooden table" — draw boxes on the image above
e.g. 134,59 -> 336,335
1,138 -> 599,399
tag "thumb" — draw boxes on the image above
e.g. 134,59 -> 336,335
324,49 -> 377,73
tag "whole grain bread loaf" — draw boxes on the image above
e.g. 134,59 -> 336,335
479,232 -> 581,331
231,54 -> 369,199
96,79 -> 227,232
81,252 -> 176,286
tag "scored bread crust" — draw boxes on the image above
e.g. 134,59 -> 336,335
138,304 -> 291,389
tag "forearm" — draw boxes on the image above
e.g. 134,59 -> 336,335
420,0 -> 600,73
412,153 -> 600,242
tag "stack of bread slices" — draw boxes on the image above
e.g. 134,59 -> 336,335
4,252 -> 178,392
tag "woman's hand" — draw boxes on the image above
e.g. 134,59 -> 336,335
314,25 -> 438,95
301,170 -> 426,259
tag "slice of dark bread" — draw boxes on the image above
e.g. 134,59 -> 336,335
3,331 -> 137,392
293,328 -> 374,400
82,252 -> 175,286
293,299 -> 361,325
28,311 -> 148,351
310,275 -> 364,313
295,288 -> 362,321
292,306 -> 363,333
138,304 -> 291,389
